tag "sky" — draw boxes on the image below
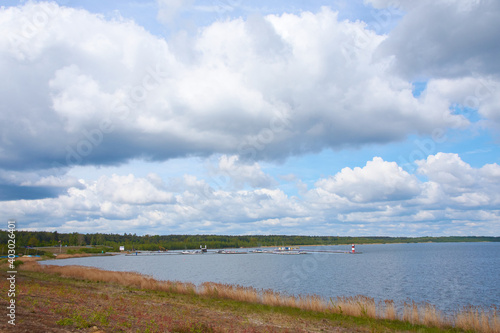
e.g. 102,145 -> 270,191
1,0 -> 499,236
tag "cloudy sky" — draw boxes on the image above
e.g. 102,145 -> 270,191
1,0 -> 499,236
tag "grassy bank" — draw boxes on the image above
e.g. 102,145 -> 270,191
1,262 -> 497,332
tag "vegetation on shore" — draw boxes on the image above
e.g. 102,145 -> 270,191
5,261 -> 497,333
1,230 -> 498,253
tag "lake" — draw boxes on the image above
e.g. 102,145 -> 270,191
42,242 -> 500,313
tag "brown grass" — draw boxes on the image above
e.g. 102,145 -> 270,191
22,262 -> 499,333
454,305 -> 500,333
296,294 -> 327,312
383,299 -> 396,320
200,282 -> 261,303
402,301 -> 419,324
421,302 -> 443,328
22,262 -> 196,295
330,295 -> 377,318
54,253 -> 94,259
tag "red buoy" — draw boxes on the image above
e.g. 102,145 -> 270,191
351,244 -> 355,253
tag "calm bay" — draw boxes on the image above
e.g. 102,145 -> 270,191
42,242 -> 499,314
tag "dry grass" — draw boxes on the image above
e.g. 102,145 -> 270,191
200,282 -> 261,303
383,299 -> 396,320
54,253 -> 94,259
296,294 -> 328,312
402,301 -> 420,324
22,262 -> 499,333
454,305 -> 499,333
421,302 -> 443,328
22,262 -> 196,296
330,295 -> 377,318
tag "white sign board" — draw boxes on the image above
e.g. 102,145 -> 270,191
119,246 -> 125,251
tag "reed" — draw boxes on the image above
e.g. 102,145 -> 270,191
402,300 -> 420,324
296,294 -> 327,312
200,282 -> 261,303
22,262 -> 499,332
262,289 -> 286,307
330,295 -> 377,318
421,302 -> 444,328
23,262 -> 196,295
454,305 -> 499,333
383,299 -> 396,320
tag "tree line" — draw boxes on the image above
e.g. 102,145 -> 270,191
0,230 -> 498,252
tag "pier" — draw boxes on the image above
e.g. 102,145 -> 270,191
124,245 -> 361,256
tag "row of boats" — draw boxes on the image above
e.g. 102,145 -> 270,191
127,245 -> 359,256
215,247 -> 307,255
178,246 -> 307,255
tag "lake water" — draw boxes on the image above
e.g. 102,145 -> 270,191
42,242 -> 500,313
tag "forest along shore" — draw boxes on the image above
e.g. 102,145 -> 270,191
2,231 -> 499,253
0,260 -> 497,333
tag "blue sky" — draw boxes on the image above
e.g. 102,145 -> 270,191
1,0 -> 499,236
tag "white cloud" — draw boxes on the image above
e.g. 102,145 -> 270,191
210,155 -> 277,189
49,65 -> 120,132
2,153 -> 498,236
95,174 -> 175,205
313,157 -> 421,203
0,3 -> 468,172
417,153 -> 475,187
416,153 -> 500,207
1,2 -> 499,237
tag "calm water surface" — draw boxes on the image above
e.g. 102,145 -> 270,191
43,242 -> 500,313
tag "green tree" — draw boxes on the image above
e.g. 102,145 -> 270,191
27,236 -> 39,247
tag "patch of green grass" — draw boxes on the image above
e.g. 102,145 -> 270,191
55,317 -> 74,326
89,309 -> 111,326
66,246 -> 108,254
56,313 -> 92,329
13,259 -> 24,268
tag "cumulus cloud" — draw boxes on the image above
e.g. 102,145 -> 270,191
0,3 -> 468,174
416,153 -> 500,208
209,155 -> 277,189
95,174 -> 175,205
1,153 -> 498,235
313,157 -> 421,203
305,154 -> 500,235
1,2 -> 499,236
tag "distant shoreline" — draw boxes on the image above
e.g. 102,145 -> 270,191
53,239 -> 500,253
2,232 -> 498,256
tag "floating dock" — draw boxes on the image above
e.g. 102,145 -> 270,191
125,252 -> 179,256
124,245 -> 361,256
